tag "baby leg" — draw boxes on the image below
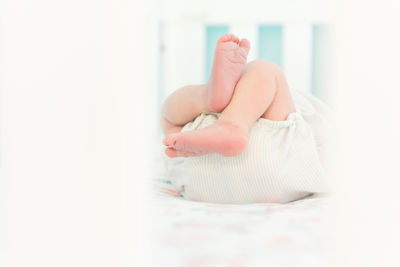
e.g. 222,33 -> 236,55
164,60 -> 296,157
161,84 -> 208,135
161,34 -> 250,135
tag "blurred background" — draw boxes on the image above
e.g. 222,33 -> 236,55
156,0 -> 334,105
1,0 -> 400,266
154,0 -> 334,135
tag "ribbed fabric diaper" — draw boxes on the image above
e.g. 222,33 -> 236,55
165,91 -> 332,204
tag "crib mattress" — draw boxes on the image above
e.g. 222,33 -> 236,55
154,178 -> 331,267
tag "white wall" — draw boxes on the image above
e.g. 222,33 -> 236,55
0,1 -> 157,266
333,0 -> 400,266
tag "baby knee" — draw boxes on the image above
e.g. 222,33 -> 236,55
247,60 -> 283,78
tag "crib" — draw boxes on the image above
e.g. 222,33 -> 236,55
153,1 -> 333,266
156,0 -> 334,104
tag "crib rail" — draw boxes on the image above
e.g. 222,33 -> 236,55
157,0 -> 334,101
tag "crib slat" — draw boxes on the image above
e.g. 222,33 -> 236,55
230,23 -> 258,63
283,23 -> 313,93
163,20 -> 205,98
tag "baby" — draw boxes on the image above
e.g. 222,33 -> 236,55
161,34 -> 331,204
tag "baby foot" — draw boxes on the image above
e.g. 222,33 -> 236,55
207,34 -> 250,112
163,120 -> 248,158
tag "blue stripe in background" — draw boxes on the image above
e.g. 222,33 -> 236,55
205,25 -> 230,82
205,25 -> 329,101
312,24 -> 332,101
312,25 -> 323,98
258,25 -> 283,68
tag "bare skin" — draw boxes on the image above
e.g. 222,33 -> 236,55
207,34 -> 250,112
162,34 -> 295,158
162,34 -> 250,135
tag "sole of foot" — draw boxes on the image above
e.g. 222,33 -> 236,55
163,120 -> 248,158
207,34 -> 250,112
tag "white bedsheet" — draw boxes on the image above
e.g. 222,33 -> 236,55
154,178 -> 332,267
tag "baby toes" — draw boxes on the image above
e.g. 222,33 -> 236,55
163,134 -> 178,147
165,147 -> 178,157
165,147 -> 200,158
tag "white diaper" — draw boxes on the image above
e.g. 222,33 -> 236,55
165,91 -> 332,204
